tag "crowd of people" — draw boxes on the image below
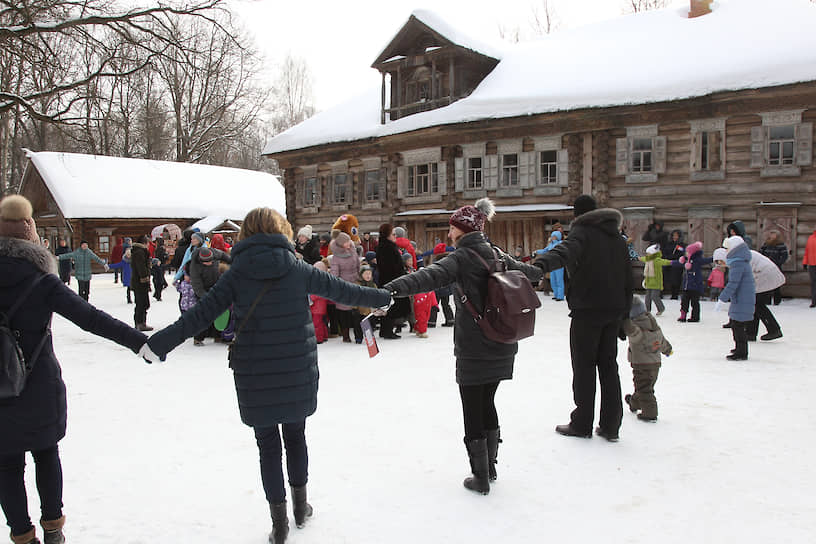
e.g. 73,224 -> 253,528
2,189 -> 814,544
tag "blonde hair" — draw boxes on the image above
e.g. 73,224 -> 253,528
239,207 -> 293,241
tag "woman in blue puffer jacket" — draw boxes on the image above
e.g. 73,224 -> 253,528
717,236 -> 756,360
144,207 -> 390,544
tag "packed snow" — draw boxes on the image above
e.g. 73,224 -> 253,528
24,274 -> 815,542
23,150 -> 285,219
264,0 -> 816,155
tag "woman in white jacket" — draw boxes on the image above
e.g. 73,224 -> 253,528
747,249 -> 785,341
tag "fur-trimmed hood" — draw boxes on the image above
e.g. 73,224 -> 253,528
570,208 -> 623,235
0,236 -> 58,279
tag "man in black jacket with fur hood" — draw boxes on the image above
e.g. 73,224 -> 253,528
534,195 -> 632,442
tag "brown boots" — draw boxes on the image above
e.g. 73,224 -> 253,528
10,516 -> 65,544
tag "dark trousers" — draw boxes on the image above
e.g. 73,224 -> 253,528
133,286 -> 150,325
680,290 -> 701,320
731,320 -> 750,357
326,303 -> 339,336
771,287 -> 782,305
629,365 -> 661,419
809,265 -> 816,305
748,291 -> 781,338
113,268 -> 120,283
664,267 -> 682,299
254,422 -> 308,505
568,316 -> 623,434
0,446 -> 63,537
77,280 -> 90,301
458,382 -> 500,441
430,293 -> 454,325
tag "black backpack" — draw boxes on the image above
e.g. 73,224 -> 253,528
456,247 -> 541,344
1,274 -> 49,400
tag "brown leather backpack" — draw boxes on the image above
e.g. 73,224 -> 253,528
456,247 -> 541,344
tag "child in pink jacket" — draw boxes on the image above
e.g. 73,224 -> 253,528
412,289 -> 438,338
707,256 -> 726,301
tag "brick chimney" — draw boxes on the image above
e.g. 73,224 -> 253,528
689,0 -> 713,18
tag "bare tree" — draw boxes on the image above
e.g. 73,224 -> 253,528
531,0 -> 560,35
270,54 -> 315,134
624,0 -> 670,13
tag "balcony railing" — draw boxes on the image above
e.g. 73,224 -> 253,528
384,96 -> 452,121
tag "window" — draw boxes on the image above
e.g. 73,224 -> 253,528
631,138 -> 653,173
768,125 -> 795,166
539,150 -> 558,185
690,120 -> 725,181
501,153 -> 519,186
303,177 -> 317,206
407,163 -> 438,196
698,131 -> 723,171
467,157 -> 483,189
751,111 -> 813,176
364,170 -> 381,202
333,173 -> 348,204
97,236 -> 110,254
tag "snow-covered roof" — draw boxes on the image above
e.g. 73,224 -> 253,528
394,204 -> 572,216
189,216 -> 241,233
264,0 -> 816,156
24,150 -> 285,220
409,9 -> 504,61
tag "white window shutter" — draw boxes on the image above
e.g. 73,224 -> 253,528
654,136 -> 667,174
557,149 -> 569,185
485,155 -> 498,189
616,138 -> 628,175
454,157 -> 464,192
750,126 -> 766,168
438,161 -> 447,194
397,166 -> 406,198
796,122 -> 813,166
519,151 -> 535,188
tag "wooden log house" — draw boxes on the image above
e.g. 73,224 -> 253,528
263,1 -> 816,296
19,150 -> 285,270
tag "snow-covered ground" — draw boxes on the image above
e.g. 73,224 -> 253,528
30,275 -> 816,543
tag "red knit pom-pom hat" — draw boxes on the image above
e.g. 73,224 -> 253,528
449,198 -> 495,233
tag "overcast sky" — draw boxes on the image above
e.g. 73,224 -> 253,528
230,0 -> 687,111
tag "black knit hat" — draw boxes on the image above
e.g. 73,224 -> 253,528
572,195 -> 597,217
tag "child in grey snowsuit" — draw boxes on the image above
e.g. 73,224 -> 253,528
622,295 -> 673,421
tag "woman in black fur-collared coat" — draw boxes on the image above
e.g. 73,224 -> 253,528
0,195 -> 147,544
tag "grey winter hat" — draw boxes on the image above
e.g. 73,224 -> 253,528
394,226 -> 406,238
630,295 -> 647,319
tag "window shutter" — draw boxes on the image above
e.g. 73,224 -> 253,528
796,122 -> 813,166
709,131 -> 722,171
397,166 -> 406,198
315,177 -> 323,207
557,149 -> 569,185
437,161 -> 447,194
750,126 -> 766,168
616,138 -> 628,175
454,157 -> 464,192
519,151 -> 535,188
379,167 -> 387,201
485,154 -> 498,189
690,132 -> 701,171
654,136 -> 667,174
295,179 -> 303,207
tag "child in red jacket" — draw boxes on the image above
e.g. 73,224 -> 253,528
310,261 -> 329,343
413,289 -> 437,338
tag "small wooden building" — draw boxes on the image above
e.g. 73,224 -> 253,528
19,150 -> 285,268
263,1 -> 816,296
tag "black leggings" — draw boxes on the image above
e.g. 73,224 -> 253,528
458,382 -> 500,441
0,446 -> 63,537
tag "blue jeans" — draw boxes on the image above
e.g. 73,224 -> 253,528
254,422 -> 308,504
0,446 -> 63,537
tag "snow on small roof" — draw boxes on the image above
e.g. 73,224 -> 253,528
394,204 -> 571,216
264,0 -> 816,156
189,216 -> 241,233
25,150 -> 285,220
410,9 -> 504,61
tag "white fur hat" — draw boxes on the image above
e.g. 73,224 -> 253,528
646,244 -> 660,255
0,195 -> 39,243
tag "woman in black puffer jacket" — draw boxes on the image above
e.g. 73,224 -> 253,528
0,195 -> 148,544
383,199 -> 541,496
